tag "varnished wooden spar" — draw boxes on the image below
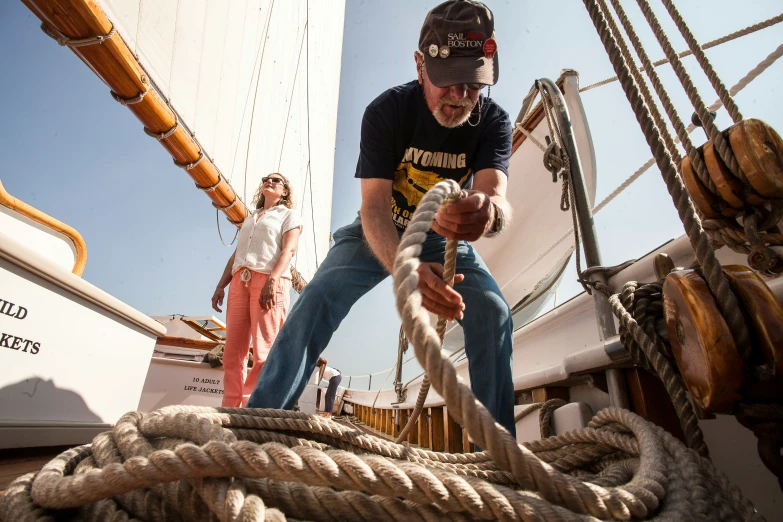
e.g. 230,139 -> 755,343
22,0 -> 248,226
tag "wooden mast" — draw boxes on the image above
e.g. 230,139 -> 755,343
22,0 -> 248,226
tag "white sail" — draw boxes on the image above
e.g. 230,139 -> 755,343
97,0 -> 346,280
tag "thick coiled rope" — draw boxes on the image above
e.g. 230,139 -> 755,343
611,282 -> 708,456
0,180 -> 765,521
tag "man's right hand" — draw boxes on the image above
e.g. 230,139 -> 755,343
416,262 -> 465,321
211,287 -> 225,313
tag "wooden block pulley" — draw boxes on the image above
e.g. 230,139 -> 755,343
680,118 -> 783,215
681,148 -> 736,219
722,265 -> 783,397
703,139 -> 766,210
664,265 -> 783,411
663,269 -> 743,413
728,118 -> 783,199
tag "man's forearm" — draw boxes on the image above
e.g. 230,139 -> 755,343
360,205 -> 400,274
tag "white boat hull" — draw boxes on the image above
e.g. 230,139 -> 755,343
0,231 -> 165,449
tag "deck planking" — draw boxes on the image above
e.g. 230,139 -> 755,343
0,445 -> 71,496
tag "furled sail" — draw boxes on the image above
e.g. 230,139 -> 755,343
97,0 -> 346,280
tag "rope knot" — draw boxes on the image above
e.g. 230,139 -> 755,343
240,268 -> 252,287
543,142 -> 567,182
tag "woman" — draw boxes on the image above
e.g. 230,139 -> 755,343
211,173 -> 302,407
315,358 -> 342,417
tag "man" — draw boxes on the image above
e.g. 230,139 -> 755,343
248,0 -> 515,435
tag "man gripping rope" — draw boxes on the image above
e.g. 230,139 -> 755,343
248,0 -> 516,435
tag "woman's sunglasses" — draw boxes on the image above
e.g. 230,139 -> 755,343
262,176 -> 286,185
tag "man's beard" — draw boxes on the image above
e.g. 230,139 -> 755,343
432,96 -> 475,128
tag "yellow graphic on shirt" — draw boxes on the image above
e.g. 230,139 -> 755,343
391,162 -> 470,229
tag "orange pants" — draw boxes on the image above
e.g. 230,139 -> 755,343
222,270 -> 291,407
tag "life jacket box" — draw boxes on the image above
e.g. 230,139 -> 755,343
138,357 -> 225,412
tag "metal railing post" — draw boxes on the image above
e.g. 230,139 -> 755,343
538,76 -> 630,409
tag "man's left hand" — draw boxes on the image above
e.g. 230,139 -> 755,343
431,190 -> 492,241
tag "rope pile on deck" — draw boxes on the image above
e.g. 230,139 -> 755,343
1,181 -> 763,521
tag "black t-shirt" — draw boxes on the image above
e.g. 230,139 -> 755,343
355,81 -> 512,230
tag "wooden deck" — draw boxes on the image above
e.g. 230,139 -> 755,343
0,445 -> 70,496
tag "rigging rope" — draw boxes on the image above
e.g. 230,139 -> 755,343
506,40 -> 783,292
305,0 -> 320,269
635,0 -> 750,195
582,0 -> 753,364
229,1 -> 275,196
371,362 -> 398,412
580,12 -> 783,92
659,0 -> 743,124
242,1 -> 276,205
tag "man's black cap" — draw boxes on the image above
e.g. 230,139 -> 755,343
418,0 -> 499,88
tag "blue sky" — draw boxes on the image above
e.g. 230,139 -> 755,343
1,0 -> 782,388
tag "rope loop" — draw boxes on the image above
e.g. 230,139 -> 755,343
40,23 -> 116,48
144,120 -> 179,140
110,85 -> 150,106
196,176 -> 223,193
212,196 -> 238,212
173,150 -> 205,171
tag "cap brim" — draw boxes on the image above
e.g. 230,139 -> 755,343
423,53 -> 498,88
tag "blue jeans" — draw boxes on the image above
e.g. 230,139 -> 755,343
247,217 -> 516,436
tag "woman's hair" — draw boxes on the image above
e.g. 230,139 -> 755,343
316,358 -> 327,383
251,172 -> 295,210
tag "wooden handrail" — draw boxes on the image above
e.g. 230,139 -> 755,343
22,0 -> 249,226
156,335 -> 220,351
181,319 -> 225,342
0,179 -> 88,276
